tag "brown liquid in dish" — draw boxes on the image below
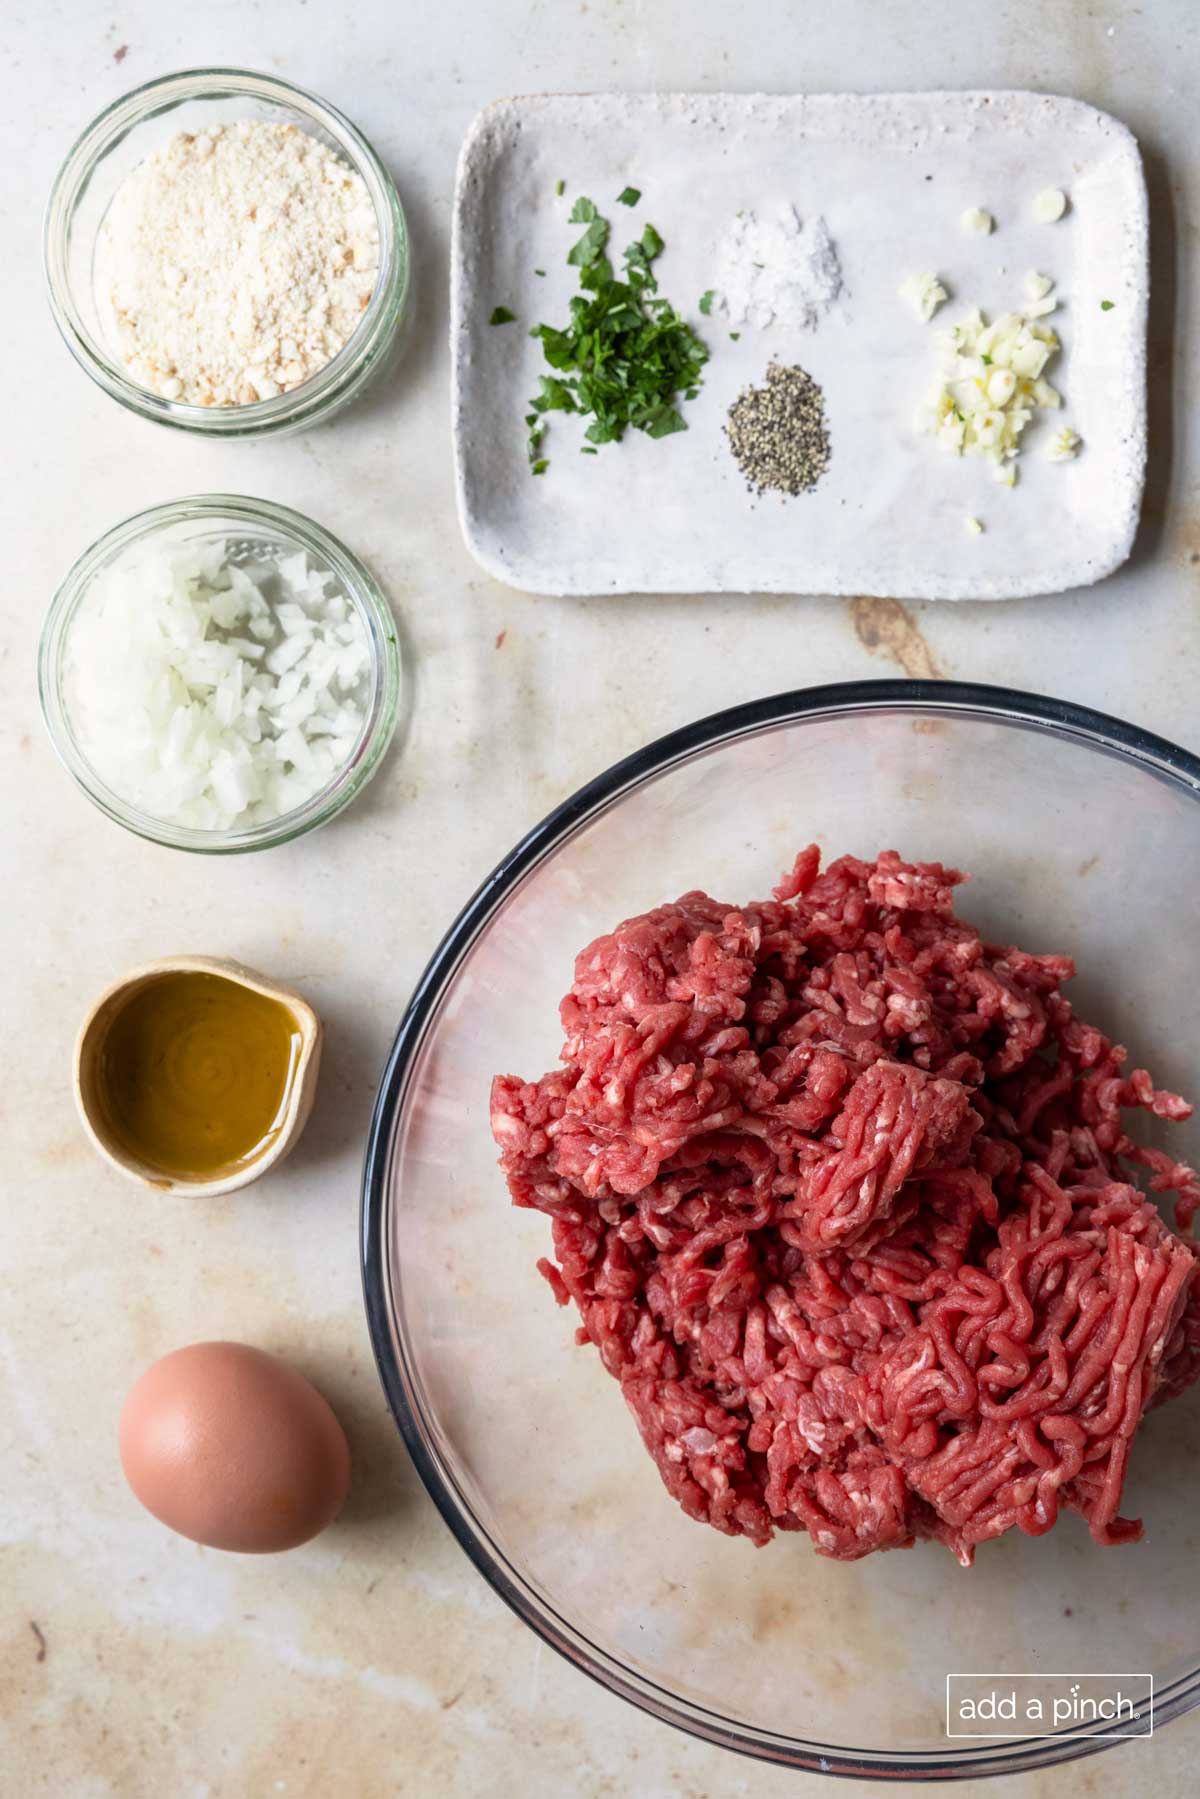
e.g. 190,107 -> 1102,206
97,972 -> 301,1178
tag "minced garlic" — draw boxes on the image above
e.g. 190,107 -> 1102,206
1033,187 -> 1068,224
1047,426 -> 1082,461
915,294 -> 1079,478
899,272 -> 949,322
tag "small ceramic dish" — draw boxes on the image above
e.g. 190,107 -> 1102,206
452,91 -> 1147,599
75,956 -> 322,1196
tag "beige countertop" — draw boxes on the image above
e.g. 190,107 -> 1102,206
4,1 -> 1200,1794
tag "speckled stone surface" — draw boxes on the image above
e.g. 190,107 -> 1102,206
3,2 -> 1200,1796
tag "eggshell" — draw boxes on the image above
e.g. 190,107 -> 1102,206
119,1342 -> 351,1552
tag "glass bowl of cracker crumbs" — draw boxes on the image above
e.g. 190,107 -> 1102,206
44,68 -> 409,437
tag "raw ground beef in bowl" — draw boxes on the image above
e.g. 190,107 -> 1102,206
491,848 -> 1200,1565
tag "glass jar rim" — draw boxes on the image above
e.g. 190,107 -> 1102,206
38,493 -> 402,852
43,67 -> 409,435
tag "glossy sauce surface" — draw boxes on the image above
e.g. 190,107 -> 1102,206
97,971 -> 300,1177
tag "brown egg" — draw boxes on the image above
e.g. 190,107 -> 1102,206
119,1342 -> 351,1553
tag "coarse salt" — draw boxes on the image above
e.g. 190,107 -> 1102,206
711,203 -> 844,332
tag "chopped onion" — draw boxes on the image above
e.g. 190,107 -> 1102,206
64,538 -> 373,832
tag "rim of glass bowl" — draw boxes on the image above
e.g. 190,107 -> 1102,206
362,680 -> 1200,1782
38,493 -> 401,854
44,68 -> 409,437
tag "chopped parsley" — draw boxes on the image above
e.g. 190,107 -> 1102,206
489,306 -> 516,326
699,289 -> 715,315
523,195 -> 709,474
616,185 -> 641,206
729,331 -> 740,341
1101,299 -> 1115,310
526,418 -> 546,466
534,268 -> 546,277
566,195 -> 610,268
554,178 -> 565,196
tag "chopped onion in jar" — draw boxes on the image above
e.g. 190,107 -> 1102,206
63,537 -> 373,832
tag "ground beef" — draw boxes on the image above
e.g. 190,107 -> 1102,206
490,850 -> 1200,1564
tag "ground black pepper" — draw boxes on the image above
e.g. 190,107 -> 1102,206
724,362 -> 831,496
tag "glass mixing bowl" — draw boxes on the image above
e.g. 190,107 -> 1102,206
44,69 -> 409,436
362,682 -> 1200,1780
39,494 -> 401,853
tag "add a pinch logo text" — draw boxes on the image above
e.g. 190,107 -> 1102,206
946,1673 -> 1152,1740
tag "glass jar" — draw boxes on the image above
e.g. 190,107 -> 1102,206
44,68 -> 410,437
39,494 -> 403,851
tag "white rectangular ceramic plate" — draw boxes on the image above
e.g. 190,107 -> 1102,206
451,92 -> 1147,600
